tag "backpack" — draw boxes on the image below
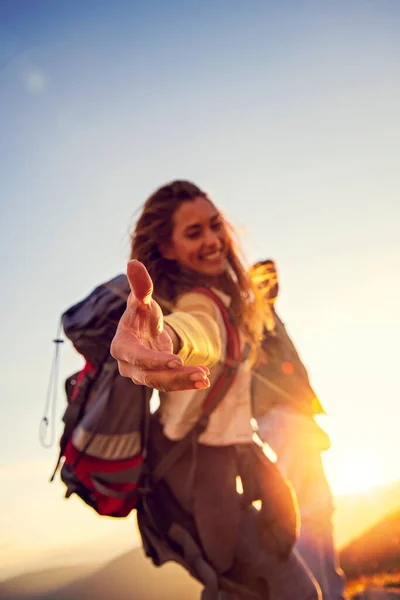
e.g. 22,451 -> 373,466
252,310 -> 324,419
47,275 -> 242,519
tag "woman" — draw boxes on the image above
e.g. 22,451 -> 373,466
251,259 -> 346,600
111,180 -> 320,600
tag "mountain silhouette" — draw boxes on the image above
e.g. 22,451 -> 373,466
42,548 -> 201,600
2,480 -> 400,600
0,564 -> 96,599
340,509 -> 400,579
334,480 -> 400,548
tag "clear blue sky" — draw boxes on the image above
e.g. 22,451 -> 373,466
1,0 -> 399,578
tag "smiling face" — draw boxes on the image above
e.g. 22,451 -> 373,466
161,196 -> 229,280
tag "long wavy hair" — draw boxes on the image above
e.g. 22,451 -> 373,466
130,180 -> 265,348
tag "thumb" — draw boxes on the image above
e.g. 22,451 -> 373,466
127,260 -> 154,305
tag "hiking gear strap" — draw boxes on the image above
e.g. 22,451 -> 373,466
39,318 -> 64,448
152,287 -> 248,483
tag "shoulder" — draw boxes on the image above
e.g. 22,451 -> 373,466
174,288 -> 231,319
174,290 -> 218,319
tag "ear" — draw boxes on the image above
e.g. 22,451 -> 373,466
159,243 -> 177,261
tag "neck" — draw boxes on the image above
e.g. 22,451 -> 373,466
179,266 -> 224,290
200,274 -> 223,289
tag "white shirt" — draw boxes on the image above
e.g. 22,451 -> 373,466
160,289 -> 254,445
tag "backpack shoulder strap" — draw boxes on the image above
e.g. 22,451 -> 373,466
192,286 -> 245,415
152,287 -> 248,483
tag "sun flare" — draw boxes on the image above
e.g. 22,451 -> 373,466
324,454 -> 385,496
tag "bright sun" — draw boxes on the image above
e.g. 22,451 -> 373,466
324,454 -> 385,496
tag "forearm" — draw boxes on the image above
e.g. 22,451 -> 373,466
164,310 -> 222,367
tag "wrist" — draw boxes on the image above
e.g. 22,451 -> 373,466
164,323 -> 182,354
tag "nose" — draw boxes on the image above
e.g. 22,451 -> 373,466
203,227 -> 222,248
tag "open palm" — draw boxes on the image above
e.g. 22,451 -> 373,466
111,260 -> 209,392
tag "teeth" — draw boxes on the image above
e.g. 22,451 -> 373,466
203,252 -> 221,260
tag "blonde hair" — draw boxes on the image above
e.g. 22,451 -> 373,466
249,260 -> 277,333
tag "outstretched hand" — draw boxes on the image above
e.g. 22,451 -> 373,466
110,260 -> 210,392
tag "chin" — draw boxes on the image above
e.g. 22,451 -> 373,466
190,258 -> 227,279
213,266 -> 227,276
202,263 -> 227,278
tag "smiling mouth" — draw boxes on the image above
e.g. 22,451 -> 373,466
200,250 -> 225,262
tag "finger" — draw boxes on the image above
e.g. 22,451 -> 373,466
111,337 -> 182,370
127,260 -> 153,305
126,365 -> 210,392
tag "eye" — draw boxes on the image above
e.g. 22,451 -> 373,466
211,220 -> 224,231
186,228 -> 201,239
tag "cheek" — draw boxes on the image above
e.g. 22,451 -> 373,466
220,226 -> 230,246
175,240 -> 200,264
